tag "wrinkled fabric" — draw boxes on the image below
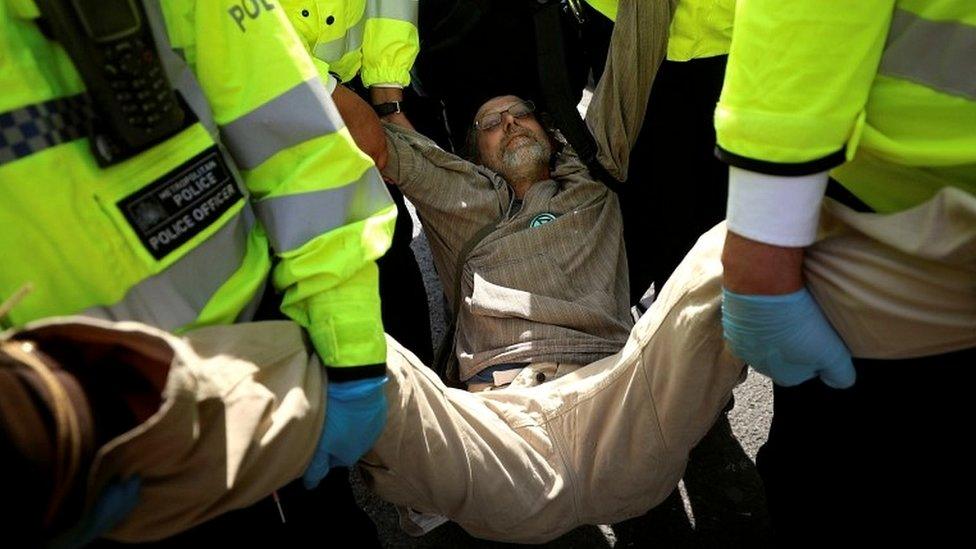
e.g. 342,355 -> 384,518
6,319 -> 327,543
362,223 -> 744,543
807,187 -> 976,358
383,125 -> 632,380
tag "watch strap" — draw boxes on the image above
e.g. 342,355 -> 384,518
373,101 -> 403,116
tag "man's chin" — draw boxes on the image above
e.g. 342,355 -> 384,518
503,133 -> 540,152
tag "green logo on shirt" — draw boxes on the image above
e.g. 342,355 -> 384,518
530,213 -> 557,228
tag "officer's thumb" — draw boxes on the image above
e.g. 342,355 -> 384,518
819,354 -> 856,389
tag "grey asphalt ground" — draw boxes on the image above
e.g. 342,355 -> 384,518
349,201 -> 776,548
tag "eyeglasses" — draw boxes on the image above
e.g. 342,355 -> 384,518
474,100 -> 536,131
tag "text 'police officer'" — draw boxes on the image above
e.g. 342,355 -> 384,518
148,183 -> 238,252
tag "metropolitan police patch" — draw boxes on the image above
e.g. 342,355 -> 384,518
530,212 -> 557,228
117,147 -> 242,260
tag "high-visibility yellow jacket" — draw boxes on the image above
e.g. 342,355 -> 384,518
715,0 -> 976,217
0,0 -> 396,379
585,0 -> 735,62
280,0 -> 419,88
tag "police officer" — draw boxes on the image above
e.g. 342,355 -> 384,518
282,0 -> 418,124
281,0 -> 435,365
715,0 -> 976,543
0,0 -> 394,544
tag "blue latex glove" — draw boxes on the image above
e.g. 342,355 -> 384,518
49,476 -> 141,549
722,288 -> 856,389
303,376 -> 388,489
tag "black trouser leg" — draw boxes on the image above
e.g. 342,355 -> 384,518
377,185 -> 434,365
757,346 -> 976,546
618,56 -> 729,303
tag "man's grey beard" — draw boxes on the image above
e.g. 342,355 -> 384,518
490,134 -> 552,183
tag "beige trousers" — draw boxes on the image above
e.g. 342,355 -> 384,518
10,189 -> 972,544
361,221 -> 744,543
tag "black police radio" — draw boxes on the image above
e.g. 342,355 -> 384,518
34,0 -> 186,166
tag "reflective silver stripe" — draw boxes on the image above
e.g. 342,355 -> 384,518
84,206 -> 256,330
254,168 -> 393,253
314,17 -> 365,61
313,1 -> 417,61
366,0 -> 419,22
880,9 -> 976,100
220,79 -> 343,170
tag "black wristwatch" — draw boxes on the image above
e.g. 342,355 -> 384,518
373,101 -> 403,117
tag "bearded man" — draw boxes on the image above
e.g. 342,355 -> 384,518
382,95 -> 633,389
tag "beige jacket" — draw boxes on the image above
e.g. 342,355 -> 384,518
9,319 -> 325,543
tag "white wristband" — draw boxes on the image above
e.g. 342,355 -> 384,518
726,167 -> 829,247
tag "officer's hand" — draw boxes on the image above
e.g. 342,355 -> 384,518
333,85 -> 389,170
303,375 -> 388,489
721,231 -> 855,389
49,476 -> 142,549
722,287 -> 856,388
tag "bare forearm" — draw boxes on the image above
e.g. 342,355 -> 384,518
332,84 -> 389,170
722,231 -> 804,295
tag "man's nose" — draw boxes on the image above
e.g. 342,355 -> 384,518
502,112 -> 519,132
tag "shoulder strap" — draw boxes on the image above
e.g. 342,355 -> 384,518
533,0 -> 620,192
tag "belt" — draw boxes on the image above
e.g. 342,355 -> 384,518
466,362 -> 582,392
